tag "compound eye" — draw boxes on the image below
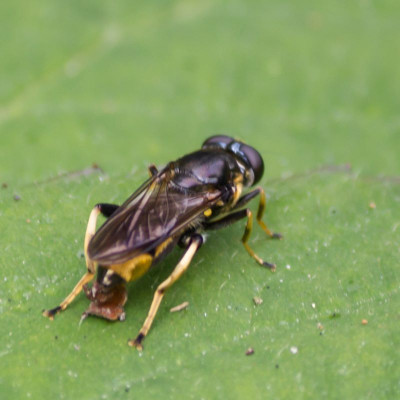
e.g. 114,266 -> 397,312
202,135 -> 234,150
238,144 -> 264,185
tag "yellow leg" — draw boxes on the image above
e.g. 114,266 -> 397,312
128,235 -> 203,350
43,205 -> 101,319
255,187 -> 282,239
84,206 -> 101,273
148,164 -> 158,177
42,272 -> 95,319
242,209 -> 276,271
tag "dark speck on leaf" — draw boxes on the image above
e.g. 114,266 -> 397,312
245,348 -> 254,356
13,194 -> 21,201
55,336 -> 58,340
2,183 -> 8,189
125,387 -> 130,393
275,364 -> 279,369
329,312 -> 341,319
77,250 -> 85,259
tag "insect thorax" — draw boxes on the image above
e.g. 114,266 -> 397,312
172,149 -> 241,191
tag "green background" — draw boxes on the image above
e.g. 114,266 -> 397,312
1,0 -> 399,398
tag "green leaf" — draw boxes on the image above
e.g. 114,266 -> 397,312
1,1 -> 399,399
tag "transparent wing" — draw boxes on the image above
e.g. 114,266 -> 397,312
88,172 -> 222,265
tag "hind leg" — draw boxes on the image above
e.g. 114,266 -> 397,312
129,234 -> 203,350
42,203 -> 119,319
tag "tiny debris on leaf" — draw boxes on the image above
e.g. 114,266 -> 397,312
13,194 -> 21,201
361,319 -> 368,325
170,301 -> 189,313
1,182 -> 8,189
369,202 -> 376,209
245,347 -> 254,356
253,296 -> 263,305
290,346 -> 298,354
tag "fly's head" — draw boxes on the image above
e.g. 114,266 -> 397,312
202,135 -> 264,187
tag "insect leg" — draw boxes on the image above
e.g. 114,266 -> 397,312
95,203 -> 120,217
204,209 -> 276,270
42,203 -> 119,319
235,187 -> 282,239
148,164 -> 158,177
42,272 -> 95,319
242,209 -> 276,270
84,203 -> 119,271
204,209 -> 248,230
128,234 -> 203,350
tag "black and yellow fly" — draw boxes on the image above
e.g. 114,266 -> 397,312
43,135 -> 281,350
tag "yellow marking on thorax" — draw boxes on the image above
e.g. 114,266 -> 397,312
204,209 -> 212,217
110,254 -> 153,282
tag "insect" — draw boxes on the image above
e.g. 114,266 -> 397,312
43,135 -> 282,350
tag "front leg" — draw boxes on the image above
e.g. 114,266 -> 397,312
204,209 -> 276,270
42,203 -> 119,319
234,187 -> 282,239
